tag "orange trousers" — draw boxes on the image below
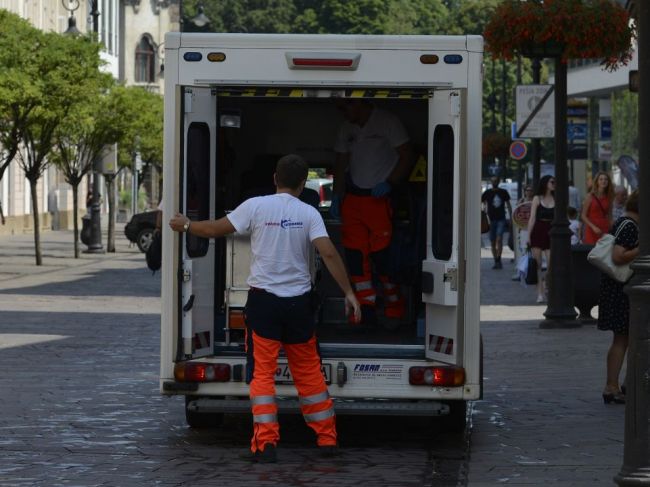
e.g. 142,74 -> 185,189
341,193 -> 404,318
248,331 -> 336,452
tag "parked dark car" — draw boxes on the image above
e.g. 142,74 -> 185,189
124,210 -> 158,252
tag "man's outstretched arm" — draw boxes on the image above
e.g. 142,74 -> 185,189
169,212 -> 236,238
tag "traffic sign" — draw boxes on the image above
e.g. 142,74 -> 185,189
509,140 -> 528,160
516,85 -> 555,138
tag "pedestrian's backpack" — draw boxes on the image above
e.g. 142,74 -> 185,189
146,232 -> 162,273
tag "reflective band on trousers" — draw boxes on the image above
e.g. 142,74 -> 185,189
299,391 -> 329,406
386,294 -> 400,302
353,280 -> 373,291
303,407 -> 335,423
250,395 -> 275,406
253,413 -> 278,423
383,282 -> 397,290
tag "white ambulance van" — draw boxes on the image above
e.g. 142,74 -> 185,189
160,32 -> 483,431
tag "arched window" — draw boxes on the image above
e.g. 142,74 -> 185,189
135,36 -> 156,83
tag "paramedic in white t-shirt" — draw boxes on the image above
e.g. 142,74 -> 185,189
332,98 -> 413,324
169,154 -> 360,462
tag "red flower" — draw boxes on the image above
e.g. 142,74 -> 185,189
484,0 -> 636,72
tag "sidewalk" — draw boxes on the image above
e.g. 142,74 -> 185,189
469,246 -> 625,486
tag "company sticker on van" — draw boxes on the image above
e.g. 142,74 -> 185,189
352,363 -> 404,381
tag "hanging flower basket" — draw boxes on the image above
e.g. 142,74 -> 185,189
484,0 -> 636,72
483,132 -> 511,160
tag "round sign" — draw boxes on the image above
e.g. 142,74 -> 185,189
512,201 -> 532,229
509,140 -> 528,160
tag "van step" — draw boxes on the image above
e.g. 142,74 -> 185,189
187,398 -> 449,416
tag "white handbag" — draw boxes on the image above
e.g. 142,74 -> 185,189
587,220 -> 634,283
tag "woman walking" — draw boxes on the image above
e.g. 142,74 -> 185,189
581,171 -> 614,245
598,191 -> 639,404
526,175 -> 555,303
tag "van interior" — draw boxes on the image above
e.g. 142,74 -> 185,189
183,90 -> 448,359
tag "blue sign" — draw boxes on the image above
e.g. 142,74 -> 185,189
567,122 -> 588,141
600,119 -> 612,140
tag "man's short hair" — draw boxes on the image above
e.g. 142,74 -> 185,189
275,154 -> 308,190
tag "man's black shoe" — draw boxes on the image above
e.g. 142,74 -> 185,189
240,444 -> 277,463
319,445 -> 341,458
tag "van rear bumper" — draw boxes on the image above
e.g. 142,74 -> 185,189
187,397 -> 450,416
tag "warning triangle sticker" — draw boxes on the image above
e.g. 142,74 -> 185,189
409,156 -> 427,182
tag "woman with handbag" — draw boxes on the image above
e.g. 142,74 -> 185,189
581,171 -> 614,245
526,175 -> 555,303
598,190 -> 639,404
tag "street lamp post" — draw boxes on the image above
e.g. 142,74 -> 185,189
61,0 -> 102,252
61,0 -> 81,35
178,1 -> 212,32
539,57 -> 580,329
615,2 -> 650,485
86,0 -> 104,253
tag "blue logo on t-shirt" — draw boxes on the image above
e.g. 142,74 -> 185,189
280,219 -> 303,229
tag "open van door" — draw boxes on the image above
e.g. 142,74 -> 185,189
178,87 -> 216,359
422,89 -> 462,364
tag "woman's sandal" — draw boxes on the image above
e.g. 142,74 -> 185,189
603,388 -> 626,404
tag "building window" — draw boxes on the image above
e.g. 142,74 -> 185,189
135,36 -> 156,83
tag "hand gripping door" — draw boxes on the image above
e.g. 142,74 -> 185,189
422,90 -> 461,364
179,87 -> 216,358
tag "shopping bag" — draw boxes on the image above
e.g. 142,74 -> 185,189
516,253 -> 528,285
587,220 -> 634,283
481,211 -> 490,234
524,252 -> 538,285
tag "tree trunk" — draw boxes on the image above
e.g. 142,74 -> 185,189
72,183 -> 79,258
106,175 -> 116,253
29,178 -> 42,266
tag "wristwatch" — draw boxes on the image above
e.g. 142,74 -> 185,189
183,219 -> 190,232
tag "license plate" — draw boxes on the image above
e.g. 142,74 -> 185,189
274,362 -> 331,385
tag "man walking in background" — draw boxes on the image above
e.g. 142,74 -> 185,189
482,176 -> 512,269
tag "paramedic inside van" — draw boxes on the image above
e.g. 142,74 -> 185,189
169,154 -> 361,463
331,98 -> 413,325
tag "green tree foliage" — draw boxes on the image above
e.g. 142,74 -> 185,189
611,90 -> 638,162
0,10 -> 40,183
51,72 -> 115,257
16,30 -> 105,265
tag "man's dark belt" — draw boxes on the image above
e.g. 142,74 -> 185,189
346,184 -> 373,196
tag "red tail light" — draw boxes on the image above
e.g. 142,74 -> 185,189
409,366 -> 465,386
175,362 -> 231,382
293,58 -> 353,67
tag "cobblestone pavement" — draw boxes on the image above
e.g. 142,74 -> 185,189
0,229 -> 468,487
470,248 -> 625,486
0,230 -> 628,486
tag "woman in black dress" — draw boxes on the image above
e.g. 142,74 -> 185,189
598,190 -> 639,404
526,175 -> 555,303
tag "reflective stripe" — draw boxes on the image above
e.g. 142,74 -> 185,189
361,295 -> 376,303
253,413 -> 278,423
250,395 -> 275,406
383,283 -> 397,290
299,391 -> 329,406
354,280 -> 373,291
386,294 -> 400,302
304,407 -> 335,423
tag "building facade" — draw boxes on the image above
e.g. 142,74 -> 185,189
0,0 -> 121,235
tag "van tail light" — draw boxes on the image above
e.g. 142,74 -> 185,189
409,366 -> 465,386
319,186 -> 325,203
286,52 -> 361,70
175,362 -> 231,382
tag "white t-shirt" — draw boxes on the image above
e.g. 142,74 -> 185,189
226,193 -> 328,297
334,107 -> 409,189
